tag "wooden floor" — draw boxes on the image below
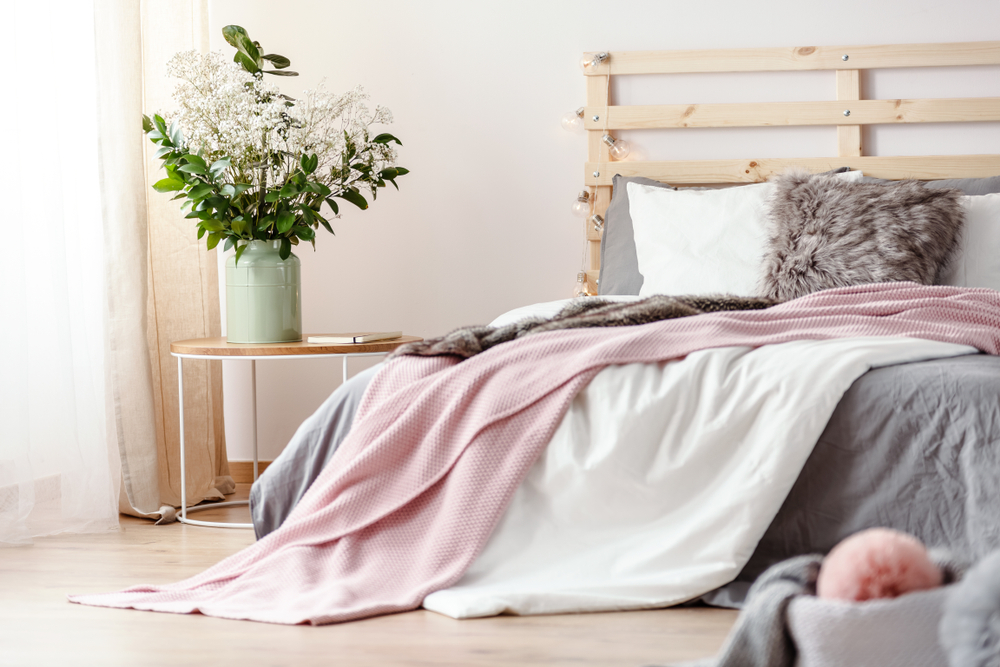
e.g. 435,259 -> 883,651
0,486 -> 737,667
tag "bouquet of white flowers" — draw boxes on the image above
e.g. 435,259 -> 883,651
142,25 -> 407,263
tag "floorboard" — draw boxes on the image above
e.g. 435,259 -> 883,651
0,486 -> 737,666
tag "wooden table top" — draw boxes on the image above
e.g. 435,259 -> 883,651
170,335 -> 423,357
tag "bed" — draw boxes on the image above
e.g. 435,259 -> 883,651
72,40 -> 1000,627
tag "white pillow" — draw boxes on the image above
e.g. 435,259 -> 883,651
628,171 -> 864,297
938,192 -> 1000,291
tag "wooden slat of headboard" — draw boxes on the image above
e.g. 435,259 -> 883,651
584,41 -> 1000,75
584,155 -> 1000,186
582,98 -> 1000,130
836,70 -> 863,157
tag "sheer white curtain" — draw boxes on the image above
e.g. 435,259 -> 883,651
0,0 -> 119,543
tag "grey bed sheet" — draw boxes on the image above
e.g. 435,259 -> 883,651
250,355 -> 1000,603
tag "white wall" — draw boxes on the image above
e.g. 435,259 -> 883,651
205,0 -> 1000,460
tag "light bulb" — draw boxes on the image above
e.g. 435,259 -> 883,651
579,52 -> 608,73
591,214 -> 605,232
561,107 -> 585,132
603,134 -> 630,161
573,272 -> 591,298
571,190 -> 591,218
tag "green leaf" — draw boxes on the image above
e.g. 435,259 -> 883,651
276,211 -> 296,234
324,197 -> 339,215
182,154 -> 207,170
152,178 -> 184,193
296,204 -> 315,223
153,114 -> 167,134
294,225 -> 315,241
234,243 -> 247,266
153,146 -> 174,159
206,196 -> 229,212
317,217 -> 334,235
200,219 -> 226,232
224,237 -> 235,252
378,167 -> 399,180
257,215 -> 274,232
142,115 -> 154,132
173,192 -> 189,201
300,154 -> 319,175
147,130 -> 165,142
223,25 -> 262,71
209,157 -> 232,176
197,226 -> 206,240
206,232 -> 222,251
178,163 -> 206,175
168,120 -> 183,147
372,133 -> 402,146
234,51 -> 260,73
231,218 -> 247,235
220,184 -> 236,197
263,69 -> 299,76
338,189 -> 368,210
232,183 -> 252,196
394,167 -> 410,176
261,53 -> 291,68
188,183 -> 214,200
264,190 -> 280,203
279,238 -> 291,260
278,182 -> 298,198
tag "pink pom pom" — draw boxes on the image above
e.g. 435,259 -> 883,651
817,528 -> 943,601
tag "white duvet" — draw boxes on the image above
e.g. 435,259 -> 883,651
421,299 -> 975,618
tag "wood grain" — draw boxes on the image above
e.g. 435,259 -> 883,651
580,97 -> 1000,129
0,490 -> 738,666
229,460 -> 273,484
584,41 -> 1000,75
584,155 -> 1000,186
836,70 -> 863,157
171,334 -> 423,357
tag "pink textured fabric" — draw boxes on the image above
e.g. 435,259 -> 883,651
70,283 -> 1000,624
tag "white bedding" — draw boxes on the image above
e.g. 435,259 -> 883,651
422,335 -> 975,619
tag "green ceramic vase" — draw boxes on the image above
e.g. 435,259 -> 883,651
226,240 -> 302,343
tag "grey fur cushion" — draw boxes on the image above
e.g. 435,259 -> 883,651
760,172 -> 965,301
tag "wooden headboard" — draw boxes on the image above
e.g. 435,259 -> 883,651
581,41 -> 1000,292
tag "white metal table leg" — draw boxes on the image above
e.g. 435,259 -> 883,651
178,355 -> 186,522
176,355 -> 253,529
251,359 -> 258,482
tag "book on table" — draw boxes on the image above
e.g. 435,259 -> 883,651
306,331 -> 403,344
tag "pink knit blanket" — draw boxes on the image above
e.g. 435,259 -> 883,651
70,283 -> 1000,624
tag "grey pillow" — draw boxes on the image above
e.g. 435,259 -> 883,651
598,169 -> 854,296
598,175 -> 672,295
862,174 -> 1000,196
760,172 -> 964,301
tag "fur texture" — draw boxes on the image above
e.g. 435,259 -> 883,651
816,528 -> 943,601
392,294 -> 779,360
760,171 -> 964,301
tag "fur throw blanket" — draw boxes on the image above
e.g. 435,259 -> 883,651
392,295 -> 780,360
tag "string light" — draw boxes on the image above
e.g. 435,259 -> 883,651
602,134 -> 630,160
571,190 -> 592,218
579,52 -> 609,73
561,107 -> 585,132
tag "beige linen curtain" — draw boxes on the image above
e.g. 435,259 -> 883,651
96,0 -> 232,520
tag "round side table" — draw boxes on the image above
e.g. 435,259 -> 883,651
170,334 -> 422,528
